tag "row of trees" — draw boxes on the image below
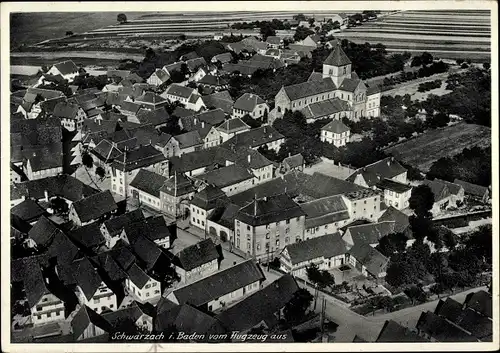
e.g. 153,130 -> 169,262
417,79 -> 442,92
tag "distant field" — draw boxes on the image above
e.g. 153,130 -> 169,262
384,123 -> 491,172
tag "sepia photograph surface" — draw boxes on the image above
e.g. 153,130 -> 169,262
2,1 -> 498,352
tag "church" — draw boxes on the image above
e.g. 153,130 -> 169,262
273,43 -> 381,122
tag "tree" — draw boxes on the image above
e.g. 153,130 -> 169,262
427,112 -> 450,128
65,31 -> 74,36
95,166 -> 106,179
404,286 -> 426,305
283,288 -> 313,323
117,13 -> 127,24
308,17 -> 315,27
81,151 -> 94,169
429,283 -> 446,298
241,113 -> 263,129
294,26 -> 315,42
421,52 -> 434,65
483,62 -> 490,70
408,184 -> 434,218
293,13 -> 306,21
50,197 -> 69,215
332,20 -> 341,29
260,23 -> 276,41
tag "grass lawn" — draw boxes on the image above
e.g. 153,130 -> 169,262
384,122 -> 491,172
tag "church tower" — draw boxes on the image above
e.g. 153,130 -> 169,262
322,42 -> 352,87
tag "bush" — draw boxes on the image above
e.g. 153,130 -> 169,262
417,79 -> 442,93
461,63 -> 469,69
96,166 -> 106,179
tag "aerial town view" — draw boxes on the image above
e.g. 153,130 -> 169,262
6,3 -> 495,348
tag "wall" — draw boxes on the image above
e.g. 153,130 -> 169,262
77,323 -> 105,341
31,293 -> 65,326
190,204 -> 210,230
321,130 -> 350,147
342,194 -> 381,222
83,283 -> 117,314
220,177 -> 255,196
207,219 -> 233,243
252,164 -> 274,184
304,217 -> 350,239
128,185 -> 161,211
383,188 -> 411,210
125,277 -> 162,304
176,258 -> 218,283
366,92 -> 381,118
289,91 -> 337,112
323,63 -> 352,86
207,280 -> 261,311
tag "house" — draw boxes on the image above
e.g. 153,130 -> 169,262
67,222 -> 106,252
346,243 -> 389,280
422,179 -> 465,215
198,74 -> 229,92
211,52 -> 233,64
320,120 -> 351,147
223,125 -> 285,152
234,194 -> 306,259
232,93 -> 269,120
186,57 -> 208,73
17,88 -> 66,119
416,311 -> 478,342
266,36 -> 283,49
171,239 -> 220,283
376,320 -> 429,342
11,257 -> 66,326
282,153 -> 305,173
299,34 -> 321,48
160,173 -> 196,219
109,145 -> 167,197
68,190 -> 118,226
125,263 -> 162,303
53,101 -> 87,131
147,69 -> 170,86
280,233 -> 347,276
11,199 -> 46,225
346,157 -> 408,188
100,209 -> 145,248
155,304 -> 227,340
71,257 -> 118,314
227,147 -> 275,184
207,202 -> 241,243
178,108 -> 226,132
342,221 -> 396,249
213,33 -> 224,41
162,62 -> 184,78
300,195 -> 351,239
453,179 -> 490,203
103,301 -> 154,333
161,84 -> 205,111
191,64 -> 218,83
46,60 -> 79,82
129,169 -> 167,211
376,178 -> 412,210
377,206 -> 411,235
134,107 -> 170,129
190,185 -> 228,231
217,118 -> 251,142
464,290 -> 492,318
194,165 -> 255,196
302,98 -> 352,123
23,145 -> 64,181
167,260 -> 265,312
216,274 -> 299,333
201,90 -> 234,115
166,131 -> 204,157
142,215 -> 171,249
133,92 -> 169,110
71,305 -> 112,341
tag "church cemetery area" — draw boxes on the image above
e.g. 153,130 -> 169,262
384,122 -> 491,172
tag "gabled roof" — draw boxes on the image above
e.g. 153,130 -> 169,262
131,235 -> 163,270
303,98 -> 350,120
27,216 -> 58,248
11,256 -> 51,308
282,78 -> 337,101
236,193 -> 305,227
149,69 -> 170,83
422,179 -> 458,202
376,320 -> 429,342
434,298 -> 464,323
453,179 -> 489,198
160,173 -> 195,197
171,260 -> 264,307
338,77 -> 363,93
129,169 -> 167,198
377,206 -> 410,233
11,199 -> 45,223
233,93 -> 266,112
53,101 -> 81,119
71,305 -> 112,341
143,215 -> 171,242
52,60 -> 79,75
102,209 -> 145,237
126,263 -> 151,289
216,274 -> 299,332
201,90 -> 234,114
308,71 -> 324,82
135,92 -> 168,105
173,239 -> 219,271
198,74 -> 228,87
416,311 -> 477,342
191,185 -> 228,210
212,52 -> 233,63
348,243 -> 388,276
109,243 -> 137,271
464,290 -> 492,318
216,118 -> 250,134
376,178 -> 412,193
223,125 -> 284,149
111,145 -> 166,172
321,119 -> 350,134
266,36 -> 282,45
102,302 -> 144,327
195,164 -> 254,189
324,44 -> 352,66
71,190 -> 117,223
285,233 -> 347,265
180,108 -> 226,131
302,172 -> 375,200
345,221 -> 396,246
173,130 -> 203,149
346,157 -> 407,188
68,222 -> 106,249
186,57 -> 207,72
71,257 -> 103,301
91,252 -> 128,282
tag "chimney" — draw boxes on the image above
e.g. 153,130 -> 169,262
247,154 -> 251,164
201,121 -> 205,128
194,118 -> 198,125
263,196 -> 267,202
44,190 -> 49,202
98,119 -> 101,126
254,193 -> 258,216
387,159 -> 390,166
288,152 -> 291,158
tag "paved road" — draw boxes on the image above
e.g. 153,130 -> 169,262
299,280 -> 487,342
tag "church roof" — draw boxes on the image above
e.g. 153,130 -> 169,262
324,45 -> 352,67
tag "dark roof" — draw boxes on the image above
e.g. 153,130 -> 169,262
160,173 -> 195,197
452,307 -> 493,340
155,304 -> 227,337
285,233 -> 346,265
338,77 -> 363,92
191,185 -> 228,210
453,179 -> 489,198
111,145 -> 166,172
68,222 -> 106,249
195,164 -> 254,189
109,244 -> 137,271
302,98 -> 350,120
27,216 -> 58,248
129,169 -> 167,198
11,256 -> 51,307
144,215 -> 171,242
416,311 -> 477,342
348,243 -> 389,276
165,84 -> 196,99
53,60 -> 78,75
71,257 -> 103,301
131,235 -> 163,270
234,93 -> 266,112
136,107 -> 170,126
71,305 -> 112,341
135,92 -> 167,105
299,195 -> 348,218
72,190 -> 117,223
377,206 -> 410,233
282,78 -> 337,101
186,57 -> 207,72
435,298 -> 466,323
216,118 -> 250,133
52,101 -> 80,119
199,74 -> 228,87
173,130 -> 203,149
180,109 -> 226,131
321,119 -> 350,134
209,202 -> 241,230
174,239 -> 219,271
15,175 -> 98,202
201,91 -> 234,114
236,193 -> 305,227
149,69 -> 170,83
464,290 -> 492,318
212,52 -> 232,63
302,172 -> 375,200
168,149 -> 218,174
223,125 -> 284,149
11,199 -> 45,222
376,320 -> 429,342
324,45 -> 352,66
216,274 -> 299,332
171,260 -> 264,307
102,302 -> 144,327
266,36 -> 282,45
91,252 -> 128,282
346,157 -> 407,188
283,153 -> 304,169
346,222 -> 396,246
376,178 -> 412,193
126,263 -> 151,289
156,297 -> 179,315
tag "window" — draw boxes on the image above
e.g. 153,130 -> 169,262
37,315 -> 42,320
285,237 -> 289,244
155,290 -> 160,294
247,225 -> 251,231
265,242 -> 270,249
36,306 -> 43,311
56,311 -> 60,316
364,200 -> 367,204
257,243 -> 261,250
237,229 -> 240,236
110,304 -> 114,308
353,202 -> 357,206
276,239 -> 280,246
285,228 -> 290,234
47,312 -> 52,318
237,239 -> 240,247
247,234 -> 251,241
247,242 -> 251,249
266,233 -> 270,239
152,282 -> 156,287
146,292 -> 150,297
286,219 -> 290,224
145,284 -> 151,289
94,298 -> 100,304
325,225 -> 328,229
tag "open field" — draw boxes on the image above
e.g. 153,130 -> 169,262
384,122 -> 491,172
